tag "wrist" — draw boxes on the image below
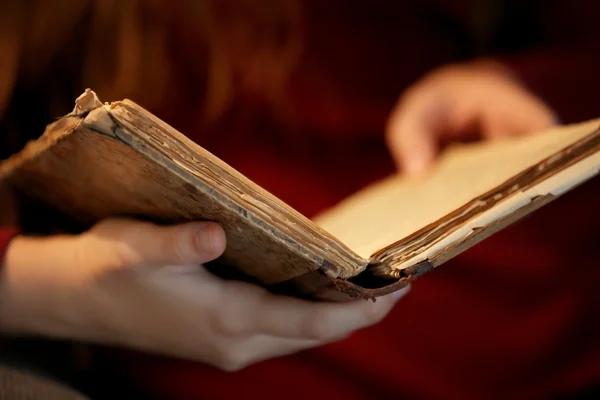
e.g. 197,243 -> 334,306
0,234 -> 82,338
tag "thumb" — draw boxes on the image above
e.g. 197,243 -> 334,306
89,218 -> 227,267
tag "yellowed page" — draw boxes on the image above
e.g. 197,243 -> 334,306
314,119 -> 600,259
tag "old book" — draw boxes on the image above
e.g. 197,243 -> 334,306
1,89 -> 599,301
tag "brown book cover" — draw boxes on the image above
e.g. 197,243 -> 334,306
1,89 -> 599,301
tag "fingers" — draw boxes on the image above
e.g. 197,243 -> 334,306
386,91 -> 443,175
88,218 -> 227,267
258,290 -> 408,340
387,113 -> 437,175
215,281 -> 410,341
483,90 -> 557,140
208,285 -> 410,371
211,335 -> 323,371
513,102 -> 557,134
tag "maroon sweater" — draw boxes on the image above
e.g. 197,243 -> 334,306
1,1 -> 600,399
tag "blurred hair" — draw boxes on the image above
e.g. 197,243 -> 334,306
2,0 -> 303,123
85,0 -> 303,122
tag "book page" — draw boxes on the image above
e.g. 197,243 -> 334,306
314,119 -> 600,259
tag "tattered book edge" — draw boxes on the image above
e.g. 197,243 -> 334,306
372,124 -> 600,277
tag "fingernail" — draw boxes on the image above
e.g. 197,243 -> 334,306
195,223 -> 226,254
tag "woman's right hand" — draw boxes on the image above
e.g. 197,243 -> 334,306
0,218 -> 408,371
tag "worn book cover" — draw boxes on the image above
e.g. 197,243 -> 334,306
1,89 -> 599,301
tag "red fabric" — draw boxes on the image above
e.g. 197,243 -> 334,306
0,228 -> 19,266
0,228 -> 19,347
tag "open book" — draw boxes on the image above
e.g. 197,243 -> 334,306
1,89 -> 599,301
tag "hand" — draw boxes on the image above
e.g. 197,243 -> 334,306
0,218 -> 408,371
386,61 -> 557,174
